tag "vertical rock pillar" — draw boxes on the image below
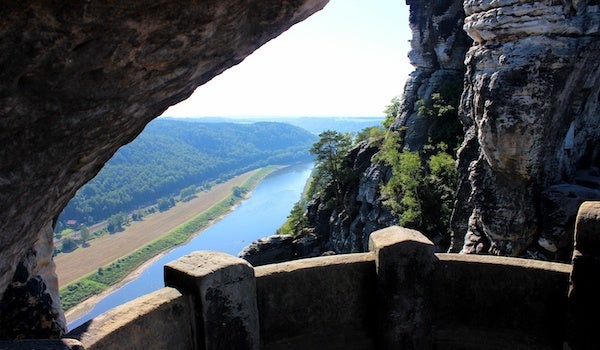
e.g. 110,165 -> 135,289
164,251 -> 259,350
568,201 -> 600,349
369,226 -> 436,349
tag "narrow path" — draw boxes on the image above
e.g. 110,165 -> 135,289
54,171 -> 256,287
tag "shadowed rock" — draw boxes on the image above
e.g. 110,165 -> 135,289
0,0 -> 327,339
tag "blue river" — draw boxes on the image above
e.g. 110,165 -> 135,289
68,162 -> 313,330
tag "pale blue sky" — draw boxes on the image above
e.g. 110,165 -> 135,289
161,0 -> 411,118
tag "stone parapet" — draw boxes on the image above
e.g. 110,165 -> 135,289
67,287 -> 194,350
568,201 -> 600,349
369,226 -> 437,350
255,253 -> 376,350
52,225 -> 577,349
164,251 -> 259,350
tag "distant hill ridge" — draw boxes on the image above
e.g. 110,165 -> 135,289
58,119 -> 318,228
162,116 -> 384,135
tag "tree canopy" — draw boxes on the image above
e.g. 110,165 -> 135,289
58,119 -> 317,228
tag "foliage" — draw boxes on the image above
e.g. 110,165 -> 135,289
58,120 -> 316,229
421,145 -> 457,237
377,84 -> 462,246
61,238 -> 78,253
179,185 -> 197,202
278,202 -> 309,236
416,80 -> 463,149
157,197 -> 175,212
378,141 -> 458,239
232,186 -> 248,198
79,225 -> 90,242
60,279 -> 106,311
106,213 -> 128,233
382,96 -> 401,129
354,126 -> 386,147
55,228 -> 74,240
309,130 -> 353,203
379,145 -> 423,226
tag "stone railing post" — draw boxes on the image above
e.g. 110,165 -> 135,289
369,226 -> 436,350
568,201 -> 600,350
164,251 -> 259,350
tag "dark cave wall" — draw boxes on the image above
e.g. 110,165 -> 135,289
0,0 -> 328,338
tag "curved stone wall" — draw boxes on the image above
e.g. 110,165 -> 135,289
53,225 -> 577,350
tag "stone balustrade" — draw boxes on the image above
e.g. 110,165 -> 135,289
3,201 -> 600,349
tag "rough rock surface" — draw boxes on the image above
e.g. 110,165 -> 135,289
311,141 -> 393,254
241,0 -> 471,265
0,222 -> 65,339
241,141 -> 388,264
452,0 -> 600,258
0,0 -> 327,339
239,235 -> 297,266
333,0 -> 469,254
246,0 -> 600,264
539,169 -> 600,261
393,0 -> 471,150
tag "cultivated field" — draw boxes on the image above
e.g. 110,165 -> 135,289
54,170 -> 256,288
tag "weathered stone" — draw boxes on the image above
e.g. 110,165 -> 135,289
0,221 -> 65,339
369,226 -> 436,350
239,235 -> 296,266
253,0 -> 471,259
568,201 -> 600,349
164,251 -> 259,350
67,287 -> 194,350
0,0 -> 327,338
539,182 -> 600,260
452,0 -> 600,257
240,139 -> 391,262
393,0 -> 470,151
254,253 -> 376,350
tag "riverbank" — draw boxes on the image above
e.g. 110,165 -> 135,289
59,166 -> 280,314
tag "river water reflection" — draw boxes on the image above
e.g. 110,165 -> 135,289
68,162 -> 313,329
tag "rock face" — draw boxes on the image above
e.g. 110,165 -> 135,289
0,0 -> 327,339
452,0 -> 600,258
306,141 -> 394,254
394,0 -> 471,150
240,141 -> 390,264
0,222 -> 65,339
242,0 -> 471,263
245,0 -> 600,265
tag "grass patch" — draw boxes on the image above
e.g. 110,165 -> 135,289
60,166 -> 278,312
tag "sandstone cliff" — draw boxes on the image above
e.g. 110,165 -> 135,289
241,0 -> 471,263
242,0 -> 600,265
453,0 -> 600,259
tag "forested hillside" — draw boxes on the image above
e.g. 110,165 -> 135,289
170,116 -> 384,135
57,119 -> 317,228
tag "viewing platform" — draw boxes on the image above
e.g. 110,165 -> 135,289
4,202 -> 600,350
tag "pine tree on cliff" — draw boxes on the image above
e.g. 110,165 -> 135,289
309,130 -> 353,206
